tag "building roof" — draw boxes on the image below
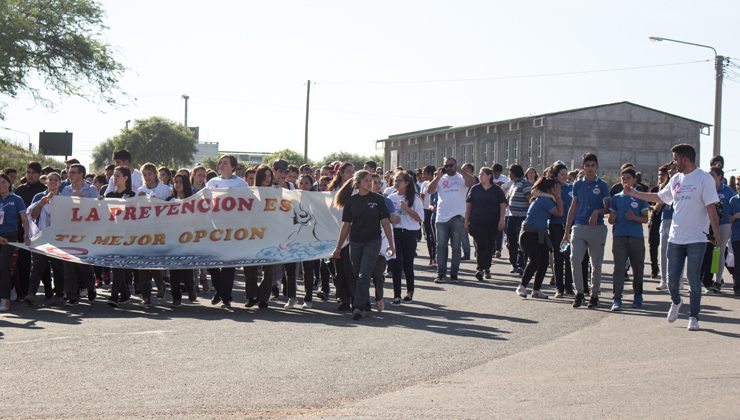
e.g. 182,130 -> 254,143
379,101 -> 710,141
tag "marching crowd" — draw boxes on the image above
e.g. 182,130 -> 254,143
0,143 -> 738,328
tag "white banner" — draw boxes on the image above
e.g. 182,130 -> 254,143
14,188 -> 342,269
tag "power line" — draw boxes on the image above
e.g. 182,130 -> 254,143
317,59 -> 711,86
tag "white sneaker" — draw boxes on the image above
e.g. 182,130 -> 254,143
687,317 -> 699,331
9,289 -> 17,301
515,285 -> 527,298
301,300 -> 313,309
667,300 -> 682,323
284,297 -> 297,309
531,290 -> 548,299
656,282 -> 668,291
0,298 -> 10,311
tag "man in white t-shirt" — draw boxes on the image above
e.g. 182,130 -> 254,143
426,157 -> 475,282
104,149 -> 143,195
625,144 -> 719,331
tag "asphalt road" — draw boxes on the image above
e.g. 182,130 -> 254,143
1,233 -> 739,419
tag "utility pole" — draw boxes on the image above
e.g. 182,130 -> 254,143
125,120 -> 131,130
714,55 -> 724,157
181,94 -> 190,127
304,80 -> 310,162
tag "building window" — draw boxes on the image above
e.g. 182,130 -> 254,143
406,151 -> 418,170
422,149 -> 436,167
513,138 -> 519,162
460,144 -> 474,163
487,125 -> 497,134
509,121 -> 520,131
445,132 -> 455,140
505,139 -> 510,167
537,135 -> 543,165
492,141 -> 497,164
533,117 -> 544,127
528,136 -> 534,165
466,128 -> 476,137
482,142 -> 490,166
390,150 -> 399,169
443,146 -> 454,162
408,137 -> 418,146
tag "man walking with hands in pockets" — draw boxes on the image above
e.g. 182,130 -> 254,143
623,144 -> 719,331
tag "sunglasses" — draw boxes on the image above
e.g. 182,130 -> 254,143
444,164 -> 455,168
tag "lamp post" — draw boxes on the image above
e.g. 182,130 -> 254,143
0,126 -> 32,151
649,36 -> 726,156
181,94 -> 190,127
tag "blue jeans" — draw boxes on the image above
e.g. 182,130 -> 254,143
667,241 -> 706,320
435,215 -> 464,277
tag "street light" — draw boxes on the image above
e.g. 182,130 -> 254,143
0,126 -> 32,151
649,36 -> 726,156
181,94 -> 190,127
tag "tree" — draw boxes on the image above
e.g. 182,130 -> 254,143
91,117 -> 196,169
0,0 -> 125,119
319,151 -> 383,170
0,138 -> 65,184
261,149 -> 312,167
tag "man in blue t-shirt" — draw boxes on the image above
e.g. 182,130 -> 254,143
561,153 -> 610,309
608,168 -> 649,311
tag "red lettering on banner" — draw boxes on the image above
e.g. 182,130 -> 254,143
212,197 -> 221,212
221,197 -> 236,211
85,208 -> 100,222
181,200 -> 195,214
71,208 -> 83,221
237,198 -> 253,211
154,205 -> 168,217
123,206 -> 137,220
167,204 -> 179,215
139,206 -> 151,220
197,199 -> 210,213
109,207 -> 123,221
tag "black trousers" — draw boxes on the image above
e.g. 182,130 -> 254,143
14,248 -> 32,299
302,260 -> 318,302
392,228 -> 418,298
519,232 -> 550,290
372,256 -> 386,301
423,209 -> 436,260
333,246 -> 355,305
548,223 -> 573,293
470,220 -> 497,271
28,253 -> 65,298
505,216 -> 527,270
136,270 -> 165,299
245,266 -> 272,303
648,220 -> 661,275
170,269 -> 194,301
63,262 -> 95,301
110,268 -> 133,302
207,267 -> 236,302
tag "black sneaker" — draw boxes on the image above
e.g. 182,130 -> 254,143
258,300 -> 268,309
107,299 -> 118,308
391,297 -> 401,305
484,269 -> 491,279
403,292 -> 413,302
434,276 -> 446,284
475,271 -> 484,282
23,295 -> 34,306
211,294 -> 221,305
572,293 -> 584,308
65,299 -> 79,307
337,302 -> 351,311
157,290 -> 166,299
88,289 -> 96,302
188,291 -> 198,303
171,298 -> 182,308
119,297 -> 131,305
450,274 -> 458,282
351,308 -> 363,320
461,254 -> 470,261
587,295 -> 599,309
141,296 -> 152,306
565,289 -> 576,296
221,300 -> 232,309
245,298 -> 258,308
271,285 -> 280,298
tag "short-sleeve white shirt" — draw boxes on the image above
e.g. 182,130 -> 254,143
657,168 -> 719,244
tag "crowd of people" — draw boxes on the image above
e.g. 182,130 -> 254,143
0,143 -> 738,328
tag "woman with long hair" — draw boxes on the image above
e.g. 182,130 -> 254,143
333,170 -> 395,320
546,163 -> 574,297
515,178 -> 563,299
106,167 -> 136,307
387,171 -> 423,304
525,167 -> 539,185
465,167 -> 507,282
167,174 -> 197,307
328,162 -> 354,192
244,165 -> 275,309
190,165 -> 207,193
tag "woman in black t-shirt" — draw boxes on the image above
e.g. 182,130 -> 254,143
165,174 -> 197,307
105,167 -> 136,307
464,167 -> 507,281
333,170 -> 395,320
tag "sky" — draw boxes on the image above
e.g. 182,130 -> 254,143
2,0 -> 740,173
